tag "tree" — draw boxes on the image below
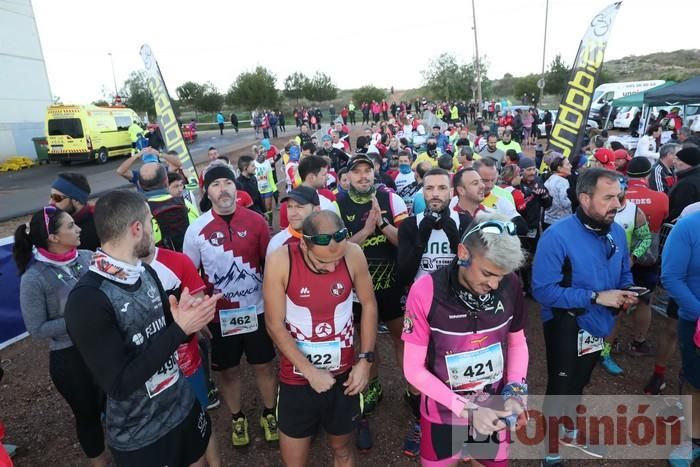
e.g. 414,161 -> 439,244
283,72 -> 309,103
92,99 -> 110,106
545,54 -> 569,96
226,66 -> 279,110
352,86 -> 386,105
196,82 -> 224,113
122,71 -> 155,119
303,72 -> 338,102
513,74 -> 540,103
176,81 -> 205,107
421,53 -> 489,101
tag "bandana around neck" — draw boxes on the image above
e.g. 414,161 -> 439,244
34,247 -> 78,267
89,249 -> 144,285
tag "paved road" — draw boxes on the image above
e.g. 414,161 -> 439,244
0,127 -> 276,221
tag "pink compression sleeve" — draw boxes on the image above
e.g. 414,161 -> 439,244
506,329 -> 528,384
403,341 -> 476,417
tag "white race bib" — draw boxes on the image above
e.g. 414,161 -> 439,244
145,353 -> 179,398
293,340 -> 341,376
444,342 -> 504,392
577,329 -> 604,357
220,306 -> 258,336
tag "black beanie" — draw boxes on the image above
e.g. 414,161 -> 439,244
203,166 -> 236,194
676,147 -> 700,167
627,157 -> 652,177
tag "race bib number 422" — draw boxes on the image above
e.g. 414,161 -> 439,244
293,340 -> 341,376
220,306 -> 258,336
145,353 -> 179,398
444,342 -> 504,392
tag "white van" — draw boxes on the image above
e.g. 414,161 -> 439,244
589,80 -> 664,124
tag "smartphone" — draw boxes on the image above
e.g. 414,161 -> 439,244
626,286 -> 651,298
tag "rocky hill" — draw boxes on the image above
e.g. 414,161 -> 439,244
603,49 -> 700,82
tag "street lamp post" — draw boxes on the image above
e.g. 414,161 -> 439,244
539,0 -> 550,106
108,52 -> 119,102
471,0 -> 482,113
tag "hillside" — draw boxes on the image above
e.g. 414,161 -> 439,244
603,49 -> 700,82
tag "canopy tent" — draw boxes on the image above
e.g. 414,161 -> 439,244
612,82 -> 676,107
643,75 -> 700,105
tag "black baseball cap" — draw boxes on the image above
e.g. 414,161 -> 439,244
281,185 -> 320,206
347,153 -> 374,171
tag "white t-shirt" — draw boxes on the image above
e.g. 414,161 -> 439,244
394,171 -> 416,193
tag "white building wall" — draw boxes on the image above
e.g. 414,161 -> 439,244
0,0 -> 53,161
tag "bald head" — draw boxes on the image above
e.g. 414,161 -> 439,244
138,163 -> 167,192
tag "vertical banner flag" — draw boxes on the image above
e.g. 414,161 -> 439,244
547,2 -> 622,159
140,44 -> 200,207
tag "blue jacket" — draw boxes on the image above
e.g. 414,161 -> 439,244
532,213 -> 633,337
661,212 -> 700,322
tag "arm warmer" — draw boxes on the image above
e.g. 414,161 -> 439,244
403,341 -> 476,417
506,330 -> 528,384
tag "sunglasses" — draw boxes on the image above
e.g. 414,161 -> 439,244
304,228 -> 349,246
43,205 -> 57,234
50,193 -> 69,203
461,220 -> 517,242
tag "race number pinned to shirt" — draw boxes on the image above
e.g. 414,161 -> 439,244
577,329 -> 604,357
145,353 -> 179,398
293,340 -> 341,376
220,306 -> 258,336
445,342 -> 504,392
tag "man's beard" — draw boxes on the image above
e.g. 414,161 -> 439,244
135,231 -> 153,259
63,203 -> 77,215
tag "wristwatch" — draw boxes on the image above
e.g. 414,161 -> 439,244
357,352 -> 375,363
379,218 -> 390,230
590,291 -> 599,305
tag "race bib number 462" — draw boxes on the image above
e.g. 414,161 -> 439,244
145,353 -> 179,398
293,340 -> 341,376
444,342 -> 504,392
220,306 -> 258,336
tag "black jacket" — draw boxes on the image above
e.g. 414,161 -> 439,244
73,205 -> 100,251
668,165 -> 700,221
236,175 -> 265,214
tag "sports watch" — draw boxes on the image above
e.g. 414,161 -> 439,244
357,352 -> 375,363
590,291 -> 599,305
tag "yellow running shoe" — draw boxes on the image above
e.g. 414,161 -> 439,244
232,415 -> 249,447
260,412 -> 279,442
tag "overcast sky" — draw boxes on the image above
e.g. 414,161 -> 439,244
33,0 -> 697,104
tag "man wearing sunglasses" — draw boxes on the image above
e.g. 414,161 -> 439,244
532,168 -> 639,465
50,173 -> 100,251
402,214 -> 528,466
264,210 -> 377,467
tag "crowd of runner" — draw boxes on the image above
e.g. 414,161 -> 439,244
3,101 -> 700,467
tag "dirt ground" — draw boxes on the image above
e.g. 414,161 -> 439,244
0,127 -> 681,466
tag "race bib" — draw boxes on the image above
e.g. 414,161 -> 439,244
577,329 -> 604,356
445,342 -> 504,392
145,353 -> 179,398
293,340 -> 341,376
220,306 -> 258,336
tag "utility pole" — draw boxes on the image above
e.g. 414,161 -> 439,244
108,52 -> 119,103
471,0 -> 483,113
538,0 -> 550,106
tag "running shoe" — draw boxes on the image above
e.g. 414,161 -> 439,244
659,400 -> 685,426
232,415 -> 250,447
628,339 -> 653,357
559,436 -> 607,458
600,355 -> 624,376
668,440 -> 700,466
377,323 -> 390,335
357,419 -> 373,452
540,455 -> 565,466
643,373 -> 667,395
402,423 -> 421,457
207,389 -> 220,410
362,380 -> 383,416
260,412 -> 279,442
2,444 -> 16,459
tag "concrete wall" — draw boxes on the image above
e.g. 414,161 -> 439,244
0,0 -> 53,161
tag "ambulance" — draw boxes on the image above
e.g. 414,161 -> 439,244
46,104 -> 142,165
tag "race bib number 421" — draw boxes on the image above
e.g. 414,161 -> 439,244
220,306 -> 258,336
444,342 -> 504,392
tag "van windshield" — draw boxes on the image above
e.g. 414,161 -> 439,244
48,118 -> 84,138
